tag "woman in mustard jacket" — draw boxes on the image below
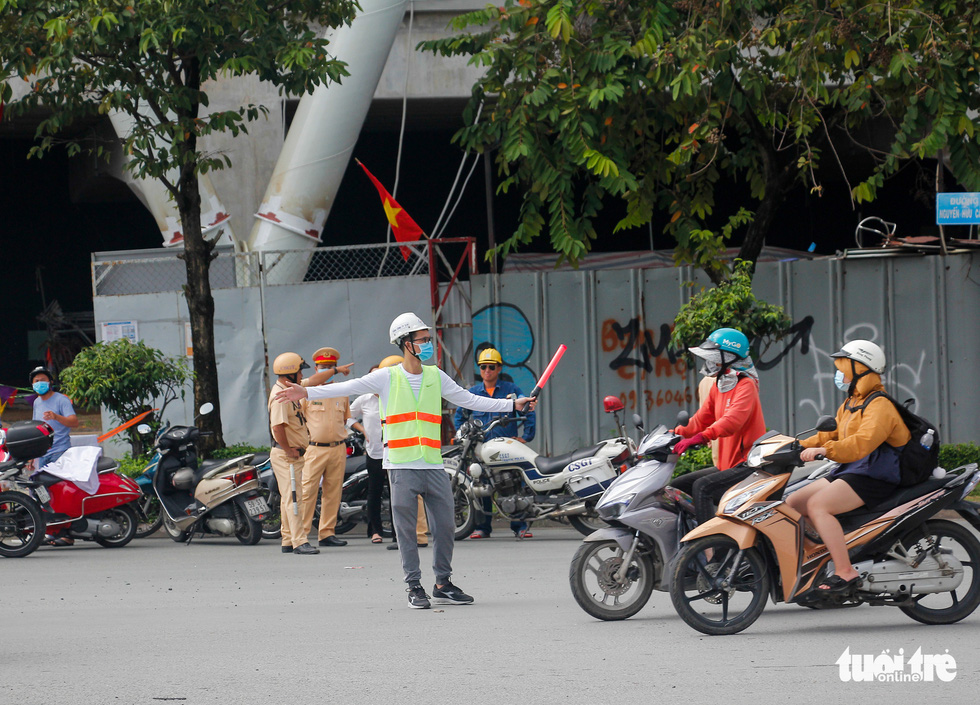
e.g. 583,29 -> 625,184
787,340 -> 910,594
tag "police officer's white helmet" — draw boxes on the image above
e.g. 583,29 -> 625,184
389,312 -> 430,345
830,340 -> 886,374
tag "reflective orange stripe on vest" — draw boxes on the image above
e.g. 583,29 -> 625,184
385,411 -> 443,425
387,437 -> 442,449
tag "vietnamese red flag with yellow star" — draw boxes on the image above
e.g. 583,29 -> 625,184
356,159 -> 425,261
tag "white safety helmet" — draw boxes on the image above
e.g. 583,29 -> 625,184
830,340 -> 886,374
389,312 -> 430,346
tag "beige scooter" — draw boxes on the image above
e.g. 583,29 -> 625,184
141,405 -> 269,544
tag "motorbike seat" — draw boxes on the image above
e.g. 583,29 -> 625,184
33,471 -> 63,487
251,452 -> 270,466
534,444 -> 603,476
835,476 -> 950,533
194,458 -> 228,485
96,457 -> 118,474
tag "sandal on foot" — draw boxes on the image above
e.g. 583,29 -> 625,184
815,575 -> 859,594
371,535 -> 383,544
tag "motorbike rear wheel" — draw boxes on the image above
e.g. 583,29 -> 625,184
0,490 -> 46,558
94,504 -> 138,548
134,492 -> 164,539
162,512 -> 191,542
669,536 -> 770,636
568,504 -> 608,537
260,488 -> 282,540
899,519 -> 980,625
235,513 -> 263,545
569,539 -> 655,620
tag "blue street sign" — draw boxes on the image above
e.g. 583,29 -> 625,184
936,192 -> 980,225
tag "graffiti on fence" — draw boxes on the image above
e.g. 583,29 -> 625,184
470,303 -> 538,394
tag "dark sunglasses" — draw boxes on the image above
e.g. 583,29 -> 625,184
479,364 -> 499,370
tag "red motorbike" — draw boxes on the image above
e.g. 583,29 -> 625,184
3,420 -> 141,548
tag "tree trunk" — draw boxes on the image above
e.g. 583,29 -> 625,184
174,85 -> 224,453
737,176 -> 785,268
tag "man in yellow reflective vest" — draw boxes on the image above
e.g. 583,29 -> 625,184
276,312 -> 536,609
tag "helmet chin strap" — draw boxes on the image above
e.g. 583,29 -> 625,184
847,358 -> 872,396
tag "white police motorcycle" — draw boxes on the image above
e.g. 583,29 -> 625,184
446,397 -> 635,538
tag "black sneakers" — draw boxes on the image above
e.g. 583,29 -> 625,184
407,582 -> 431,609
432,581 -> 474,605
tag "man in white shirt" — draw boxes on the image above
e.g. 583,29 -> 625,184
276,312 -> 536,609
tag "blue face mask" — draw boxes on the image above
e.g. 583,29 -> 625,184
33,381 -> 51,395
834,370 -> 849,392
415,341 -> 434,362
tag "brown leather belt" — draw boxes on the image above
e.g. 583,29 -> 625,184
309,440 -> 345,448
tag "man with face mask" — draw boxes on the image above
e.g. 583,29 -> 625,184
669,328 -> 766,524
275,312 -> 536,609
30,367 -> 79,468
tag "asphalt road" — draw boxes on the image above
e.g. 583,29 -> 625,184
2,526 -> 977,704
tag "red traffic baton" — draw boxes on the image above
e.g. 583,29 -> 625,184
530,344 -> 567,398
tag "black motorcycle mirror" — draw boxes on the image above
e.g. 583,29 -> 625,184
632,413 -> 644,432
796,415 -> 837,438
195,402 -> 214,424
676,409 -> 690,427
136,423 -> 152,435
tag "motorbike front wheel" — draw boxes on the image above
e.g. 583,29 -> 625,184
162,512 -> 191,542
669,536 -> 770,636
899,519 -> 980,625
94,504 -> 138,548
0,490 -> 46,558
569,539 -> 655,620
452,482 -> 476,541
134,492 -> 164,539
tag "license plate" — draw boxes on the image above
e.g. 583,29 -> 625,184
244,497 -> 270,516
35,486 -> 50,504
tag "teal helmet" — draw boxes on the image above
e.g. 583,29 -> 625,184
706,328 -> 749,359
689,328 -> 750,374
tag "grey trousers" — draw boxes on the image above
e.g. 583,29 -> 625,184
388,468 -> 455,585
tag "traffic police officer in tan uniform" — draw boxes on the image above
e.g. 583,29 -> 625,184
268,352 -> 318,555
301,347 -> 354,547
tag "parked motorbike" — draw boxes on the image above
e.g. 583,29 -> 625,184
2,420 -> 141,548
140,404 -> 269,545
668,417 -> 980,635
448,399 -> 634,539
0,424 -> 48,557
132,438 -> 165,538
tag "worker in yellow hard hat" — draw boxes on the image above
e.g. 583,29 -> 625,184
455,346 -> 536,539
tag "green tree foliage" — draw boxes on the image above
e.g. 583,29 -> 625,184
60,340 -> 192,456
423,0 -> 980,281
671,260 -> 791,358
0,0 -> 358,449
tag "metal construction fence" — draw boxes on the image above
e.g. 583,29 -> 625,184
92,241 -> 435,297
468,252 -> 980,455
90,240 -> 472,450
91,244 -> 980,455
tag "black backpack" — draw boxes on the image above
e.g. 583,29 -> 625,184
852,391 -> 941,486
